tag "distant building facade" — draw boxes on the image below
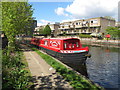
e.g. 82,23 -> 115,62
34,23 -> 60,36
49,23 -> 60,36
58,17 -> 115,35
34,17 -> 115,36
34,26 -> 44,35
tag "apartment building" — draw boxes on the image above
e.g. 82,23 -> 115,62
34,26 -> 43,35
34,23 -> 60,36
58,17 -> 115,35
49,23 -> 60,36
34,17 -> 115,36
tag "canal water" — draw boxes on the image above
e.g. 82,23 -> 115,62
86,46 -> 119,89
60,46 -> 120,89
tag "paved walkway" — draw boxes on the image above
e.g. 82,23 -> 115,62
20,44 -> 72,89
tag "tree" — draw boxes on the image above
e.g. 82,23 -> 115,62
0,2 -> 1,32
106,26 -> 120,39
2,2 -> 33,52
43,25 -> 51,36
39,26 -> 44,35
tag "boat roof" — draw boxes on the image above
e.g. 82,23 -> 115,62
43,38 -> 79,40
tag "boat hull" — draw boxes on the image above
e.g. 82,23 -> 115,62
40,46 -> 89,64
57,52 -> 88,64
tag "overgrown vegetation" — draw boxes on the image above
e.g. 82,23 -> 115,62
2,1 -> 34,89
2,47 -> 32,89
2,1 -> 33,53
106,26 -> 120,39
79,34 -> 92,38
31,47 -> 104,89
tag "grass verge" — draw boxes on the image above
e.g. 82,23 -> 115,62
31,47 -> 104,89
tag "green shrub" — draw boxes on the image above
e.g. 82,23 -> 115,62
79,34 -> 92,38
2,49 -> 32,89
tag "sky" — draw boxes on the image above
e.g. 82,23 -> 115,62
28,0 -> 119,26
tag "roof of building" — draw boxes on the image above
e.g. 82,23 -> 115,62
60,17 -> 115,24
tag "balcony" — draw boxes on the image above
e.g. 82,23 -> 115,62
90,23 -> 100,27
69,25 -> 75,28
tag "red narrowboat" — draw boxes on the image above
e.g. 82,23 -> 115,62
31,38 -> 91,64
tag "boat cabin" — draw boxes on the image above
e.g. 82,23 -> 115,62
63,38 -> 82,50
40,38 -> 82,50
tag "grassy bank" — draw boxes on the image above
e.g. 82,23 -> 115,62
2,47 -> 32,89
31,47 -> 104,89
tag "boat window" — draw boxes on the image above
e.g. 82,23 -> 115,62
64,43 -> 67,49
72,44 -> 74,48
76,42 -> 79,47
44,40 -> 48,46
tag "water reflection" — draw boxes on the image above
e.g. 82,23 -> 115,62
61,61 -> 88,77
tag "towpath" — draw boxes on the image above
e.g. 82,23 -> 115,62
20,44 -> 72,89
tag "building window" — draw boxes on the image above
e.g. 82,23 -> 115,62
91,20 -> 98,24
86,21 -> 89,23
91,21 -> 93,23
84,30 -> 86,32
76,23 -> 78,25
